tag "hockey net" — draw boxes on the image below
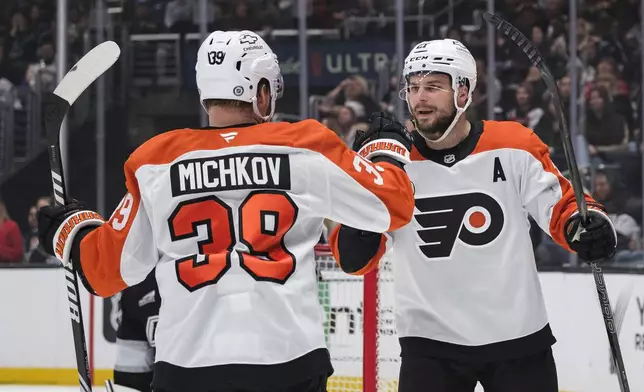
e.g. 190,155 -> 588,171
315,245 -> 400,392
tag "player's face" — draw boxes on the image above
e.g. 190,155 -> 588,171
406,74 -> 457,140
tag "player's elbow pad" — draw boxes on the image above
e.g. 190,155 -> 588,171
335,225 -> 383,274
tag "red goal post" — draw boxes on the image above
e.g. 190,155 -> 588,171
314,244 -> 399,392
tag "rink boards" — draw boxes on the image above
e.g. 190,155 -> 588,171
0,267 -> 643,391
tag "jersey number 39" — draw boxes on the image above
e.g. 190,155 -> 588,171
168,190 -> 298,291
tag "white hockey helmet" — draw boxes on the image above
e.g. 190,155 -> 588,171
196,30 -> 284,121
401,39 -> 477,143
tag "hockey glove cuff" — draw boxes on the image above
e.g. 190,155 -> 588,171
564,208 -> 617,263
353,112 -> 414,166
38,200 -> 104,266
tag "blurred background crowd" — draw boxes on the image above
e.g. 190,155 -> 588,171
0,0 -> 642,267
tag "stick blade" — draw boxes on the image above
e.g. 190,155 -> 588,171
54,40 -> 120,105
482,12 -> 500,25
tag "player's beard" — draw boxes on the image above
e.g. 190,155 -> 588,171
413,100 -> 458,141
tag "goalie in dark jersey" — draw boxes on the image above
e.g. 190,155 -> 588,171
330,39 -> 617,392
113,271 -> 160,392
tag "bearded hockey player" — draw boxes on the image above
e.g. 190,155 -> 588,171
36,30 -> 415,392
330,39 -> 617,392
113,271 -> 160,392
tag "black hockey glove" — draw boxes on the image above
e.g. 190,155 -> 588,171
38,199 -> 104,266
564,209 -> 617,263
353,111 -> 414,167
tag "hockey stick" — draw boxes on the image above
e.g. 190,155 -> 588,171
482,13 -> 630,392
45,41 -> 121,392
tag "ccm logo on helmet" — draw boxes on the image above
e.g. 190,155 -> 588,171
414,192 -> 504,259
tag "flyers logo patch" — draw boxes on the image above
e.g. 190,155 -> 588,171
414,192 -> 504,259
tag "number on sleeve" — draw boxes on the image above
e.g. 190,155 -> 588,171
167,191 -> 298,290
353,155 -> 385,185
111,193 -> 135,231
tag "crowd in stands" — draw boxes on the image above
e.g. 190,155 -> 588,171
0,0 -> 643,266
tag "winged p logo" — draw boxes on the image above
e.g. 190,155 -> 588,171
414,192 -> 505,259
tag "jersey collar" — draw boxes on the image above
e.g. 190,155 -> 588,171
412,120 -> 484,167
196,123 -> 258,130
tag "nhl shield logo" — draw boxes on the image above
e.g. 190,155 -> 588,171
444,154 -> 456,164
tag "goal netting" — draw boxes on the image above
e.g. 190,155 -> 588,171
315,245 -> 400,392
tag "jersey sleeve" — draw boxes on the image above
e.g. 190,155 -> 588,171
303,120 -> 415,233
520,131 -> 599,251
75,157 -> 158,298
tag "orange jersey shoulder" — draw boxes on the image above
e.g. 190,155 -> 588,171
126,120 -> 339,172
472,120 -> 544,156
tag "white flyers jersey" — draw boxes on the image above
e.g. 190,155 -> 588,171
330,120 -> 602,362
73,120 -> 414,390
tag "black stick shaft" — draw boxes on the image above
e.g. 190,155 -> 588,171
592,264 -> 630,392
46,95 -> 93,392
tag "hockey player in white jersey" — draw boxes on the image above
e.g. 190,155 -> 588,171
330,39 -> 617,392
36,30 -> 416,392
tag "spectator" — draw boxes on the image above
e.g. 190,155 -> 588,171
593,170 -> 643,262
502,0 -> 546,36
68,6 -> 89,56
321,75 -> 379,122
594,70 -> 634,133
23,196 -> 55,264
131,3 -> 162,34
4,11 -> 37,85
28,4 -> 50,41
0,41 -> 17,107
585,86 -> 628,157
164,0 -> 195,32
557,75 -> 572,110
474,58 -> 502,107
546,34 -> 569,79
543,0 -> 567,37
5,11 -> 36,62
380,75 -> 399,114
531,25 -> 549,55
533,97 -> 564,155
226,1 -> 260,31
23,205 -> 38,256
335,105 -> 359,146
0,196 -> 24,263
505,83 -> 545,130
523,66 -> 547,103
25,38 -> 57,93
